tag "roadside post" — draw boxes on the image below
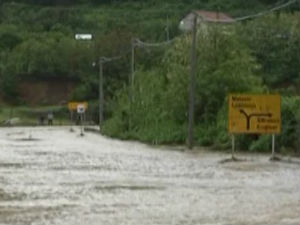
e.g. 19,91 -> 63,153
231,134 -> 235,159
228,94 -> 281,160
68,102 -> 88,134
68,102 -> 76,132
68,107 -> 75,132
77,104 -> 85,136
271,134 -> 276,159
70,110 -> 74,131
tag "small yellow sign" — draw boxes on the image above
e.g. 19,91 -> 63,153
229,94 -> 281,134
68,102 -> 88,111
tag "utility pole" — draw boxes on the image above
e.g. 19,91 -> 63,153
166,15 -> 170,41
99,57 -> 104,131
130,38 -> 136,103
298,0 -> 300,156
187,13 -> 197,149
129,38 -> 136,131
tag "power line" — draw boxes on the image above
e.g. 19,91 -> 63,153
99,0 -> 298,68
234,0 -> 297,22
98,37 -> 175,65
93,0 -> 298,25
135,38 -> 175,48
184,0 -> 297,23
97,0 -> 298,71
101,55 -> 123,63
100,48 -> 132,63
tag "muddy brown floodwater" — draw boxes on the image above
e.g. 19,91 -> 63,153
0,127 -> 299,225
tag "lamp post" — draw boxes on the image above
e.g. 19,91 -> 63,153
93,58 -> 104,132
187,12 -> 198,149
298,0 -> 300,156
129,38 -> 137,131
99,57 -> 104,130
130,38 -> 136,103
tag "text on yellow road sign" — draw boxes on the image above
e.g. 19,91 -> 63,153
228,94 -> 281,134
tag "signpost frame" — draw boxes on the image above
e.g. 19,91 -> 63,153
229,94 -> 281,160
271,134 -> 276,160
231,134 -> 235,160
77,104 -> 85,136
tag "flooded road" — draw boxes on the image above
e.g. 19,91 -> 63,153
0,127 -> 299,225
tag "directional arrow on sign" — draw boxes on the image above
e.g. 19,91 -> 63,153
239,109 -> 272,130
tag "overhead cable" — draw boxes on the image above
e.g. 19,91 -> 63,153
99,0 -> 297,61
185,0 -> 297,23
135,38 -> 175,48
234,0 -> 297,22
100,48 -> 132,63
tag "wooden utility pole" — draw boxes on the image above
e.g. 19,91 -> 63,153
99,57 -> 104,130
129,38 -> 136,131
130,38 -> 136,102
187,13 -> 197,149
166,15 -> 170,41
299,0 -> 300,155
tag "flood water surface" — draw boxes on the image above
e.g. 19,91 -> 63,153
0,127 -> 299,225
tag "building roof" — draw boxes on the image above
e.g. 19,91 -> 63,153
195,10 -> 234,23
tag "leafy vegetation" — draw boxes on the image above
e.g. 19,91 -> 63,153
104,26 -> 262,142
103,14 -> 300,153
0,0 -> 299,153
239,14 -> 300,89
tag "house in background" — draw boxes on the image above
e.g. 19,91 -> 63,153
179,10 -> 234,32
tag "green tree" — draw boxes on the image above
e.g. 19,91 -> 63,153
103,25 -> 263,144
239,13 -> 300,90
0,25 -> 22,50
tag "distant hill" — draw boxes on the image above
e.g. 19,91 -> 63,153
0,0 -> 299,104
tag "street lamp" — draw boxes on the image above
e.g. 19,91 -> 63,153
93,58 -> 104,131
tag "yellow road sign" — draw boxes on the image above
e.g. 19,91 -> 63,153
68,102 -> 88,111
229,94 -> 281,134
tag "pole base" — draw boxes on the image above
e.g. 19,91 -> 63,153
231,155 -> 238,161
270,155 -> 281,161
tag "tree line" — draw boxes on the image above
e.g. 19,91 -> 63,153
0,0 -> 299,152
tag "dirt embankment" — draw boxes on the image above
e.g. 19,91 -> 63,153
18,79 -> 77,105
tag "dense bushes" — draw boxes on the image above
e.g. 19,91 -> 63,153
0,1 -> 299,153
239,14 -> 300,89
102,20 -> 300,153
0,31 -> 95,99
103,26 -> 262,143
